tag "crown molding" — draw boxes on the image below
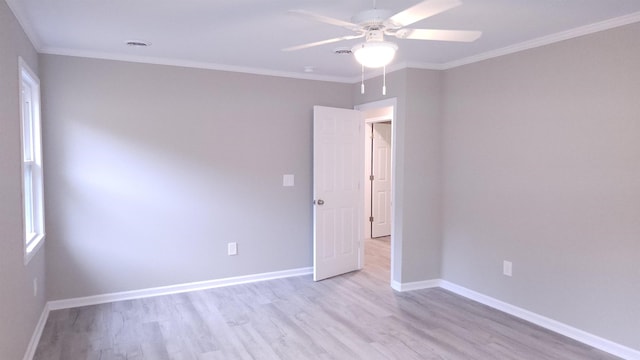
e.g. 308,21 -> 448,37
15,8 -> 640,84
344,61 -> 444,84
345,62 -> 404,84
348,11 -> 640,82
39,47 -> 355,83
5,0 -> 42,50
442,11 -> 640,70
402,61 -> 447,71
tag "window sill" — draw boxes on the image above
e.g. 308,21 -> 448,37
24,233 -> 45,265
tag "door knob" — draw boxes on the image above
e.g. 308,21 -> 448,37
317,199 -> 325,205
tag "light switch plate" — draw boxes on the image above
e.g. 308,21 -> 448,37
503,260 -> 512,277
283,174 -> 295,187
228,242 -> 238,256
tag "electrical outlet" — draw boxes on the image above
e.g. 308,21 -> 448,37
503,260 -> 513,277
228,242 -> 238,256
33,278 -> 38,297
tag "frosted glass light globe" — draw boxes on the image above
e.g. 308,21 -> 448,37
352,41 -> 398,68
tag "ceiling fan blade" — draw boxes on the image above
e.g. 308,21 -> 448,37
395,29 -> 481,42
288,10 -> 360,31
282,34 -> 364,52
387,0 -> 462,28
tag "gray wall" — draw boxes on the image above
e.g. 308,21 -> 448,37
353,68 -> 443,283
10,7 -> 638,353
40,55 -> 353,300
442,23 -> 640,350
0,1 -> 47,359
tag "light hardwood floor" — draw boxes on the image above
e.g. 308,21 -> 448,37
34,237 -> 620,359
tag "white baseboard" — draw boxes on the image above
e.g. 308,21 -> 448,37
24,271 -> 639,360
23,266 -> 312,359
439,280 -> 640,360
48,267 -> 312,310
391,278 -> 441,292
22,305 -> 50,360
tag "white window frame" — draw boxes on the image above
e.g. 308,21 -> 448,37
19,57 -> 45,264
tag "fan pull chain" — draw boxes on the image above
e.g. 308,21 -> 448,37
361,64 -> 365,94
382,66 -> 387,95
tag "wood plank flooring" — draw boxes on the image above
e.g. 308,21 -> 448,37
34,238 -> 620,359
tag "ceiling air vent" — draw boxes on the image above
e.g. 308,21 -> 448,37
334,47 -> 352,55
125,40 -> 151,47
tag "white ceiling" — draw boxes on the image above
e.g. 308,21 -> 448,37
7,0 -> 640,81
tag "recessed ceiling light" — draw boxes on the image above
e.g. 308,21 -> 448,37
125,40 -> 151,47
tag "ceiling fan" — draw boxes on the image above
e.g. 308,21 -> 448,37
283,0 -> 481,69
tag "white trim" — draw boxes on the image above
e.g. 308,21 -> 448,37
441,11 -> 640,70
39,47 -> 354,84
19,57 -> 45,265
347,61 -> 441,83
24,267 -> 311,359
22,305 -> 49,360
47,267 -> 312,310
439,280 -> 640,360
364,115 -> 393,123
402,61 -> 446,71
22,273 -> 639,359
5,2 -> 640,82
355,98 -> 398,289
388,279 -> 640,358
391,279 -> 441,292
38,46 -> 434,85
344,13 -> 640,80
4,0 -> 42,50
33,11 -> 640,84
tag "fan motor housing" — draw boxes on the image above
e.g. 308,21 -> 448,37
365,30 -> 385,42
351,9 -> 392,30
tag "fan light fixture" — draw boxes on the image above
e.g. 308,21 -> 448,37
352,30 -> 397,94
352,41 -> 398,68
283,1 -> 482,95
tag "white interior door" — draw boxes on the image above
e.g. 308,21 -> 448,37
371,123 -> 392,238
313,106 -> 364,281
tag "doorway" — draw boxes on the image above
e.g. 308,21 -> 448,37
311,100 -> 397,284
366,121 -> 392,238
355,99 -> 396,283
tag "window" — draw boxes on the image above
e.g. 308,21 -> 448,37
19,57 -> 45,264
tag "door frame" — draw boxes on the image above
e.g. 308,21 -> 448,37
355,98 -> 397,285
368,121 -> 392,238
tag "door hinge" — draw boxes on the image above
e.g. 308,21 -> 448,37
369,175 -> 374,181
369,216 -> 374,222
